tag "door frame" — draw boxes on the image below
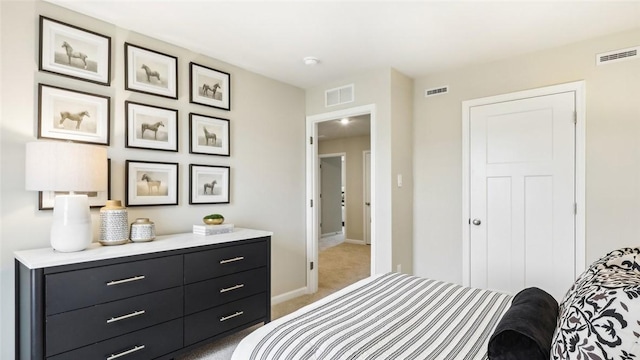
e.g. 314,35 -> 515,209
319,152 -> 346,237
363,150 -> 372,245
461,81 -> 586,287
306,104 -> 376,293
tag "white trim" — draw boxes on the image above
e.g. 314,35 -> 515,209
363,150 -> 372,245
461,80 -> 586,286
306,104 -> 376,294
271,287 -> 307,305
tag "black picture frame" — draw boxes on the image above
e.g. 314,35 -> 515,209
39,16 -> 111,86
189,164 -> 230,204
189,113 -> 230,156
189,62 -> 231,110
125,101 -> 179,152
38,83 -> 111,145
125,43 -> 178,99
125,160 -> 179,206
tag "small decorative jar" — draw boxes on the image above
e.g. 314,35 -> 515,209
130,218 -> 156,242
99,200 -> 129,246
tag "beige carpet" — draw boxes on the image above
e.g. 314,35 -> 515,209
178,241 -> 370,360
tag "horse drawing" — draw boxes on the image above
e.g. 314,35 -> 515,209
59,110 -> 90,130
61,41 -> 88,69
204,180 -> 217,195
203,127 -> 217,146
141,64 -> 161,83
202,83 -> 221,98
141,121 -> 164,140
141,174 -> 161,194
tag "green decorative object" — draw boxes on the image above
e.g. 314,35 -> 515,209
203,213 -> 224,225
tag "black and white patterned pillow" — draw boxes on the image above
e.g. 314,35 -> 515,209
550,247 -> 640,360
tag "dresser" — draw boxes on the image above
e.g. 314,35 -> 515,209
15,229 -> 271,360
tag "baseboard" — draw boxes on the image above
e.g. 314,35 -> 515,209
321,231 -> 343,238
345,238 -> 365,245
271,286 -> 307,305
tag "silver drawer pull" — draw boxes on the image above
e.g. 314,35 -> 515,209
220,256 -> 244,264
106,345 -> 145,360
220,284 -> 245,293
106,275 -> 145,286
106,310 -> 146,324
220,311 -> 244,322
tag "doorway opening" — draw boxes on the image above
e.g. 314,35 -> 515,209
306,105 -> 375,294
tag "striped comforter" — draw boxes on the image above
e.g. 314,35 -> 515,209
233,273 -> 513,360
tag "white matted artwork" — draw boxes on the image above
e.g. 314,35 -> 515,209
39,16 -> 111,85
189,164 -> 230,204
125,43 -> 178,99
189,62 -> 230,110
125,101 -> 178,152
38,84 -> 110,145
189,113 -> 230,156
125,160 -> 178,206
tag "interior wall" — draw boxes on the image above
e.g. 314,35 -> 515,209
319,135 -> 371,241
390,69 -> 414,274
306,69 -> 393,274
413,28 -> 640,284
319,156 -> 343,235
0,2 -> 306,359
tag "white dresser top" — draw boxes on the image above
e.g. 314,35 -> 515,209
15,228 -> 273,269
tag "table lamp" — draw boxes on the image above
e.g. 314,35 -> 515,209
25,141 -> 108,252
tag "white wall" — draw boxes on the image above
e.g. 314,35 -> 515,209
0,2 -> 306,358
413,28 -> 640,284
319,135 -> 371,241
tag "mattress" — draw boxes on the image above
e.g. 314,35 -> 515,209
233,272 -> 513,360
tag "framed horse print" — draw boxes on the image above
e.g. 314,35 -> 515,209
189,62 -> 231,110
125,43 -> 178,99
189,113 -> 230,156
39,16 -> 111,86
125,101 -> 178,152
189,164 -> 230,204
38,84 -> 110,145
125,160 -> 179,206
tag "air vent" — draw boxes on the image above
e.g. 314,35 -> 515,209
424,86 -> 449,98
325,84 -> 354,107
596,46 -> 639,65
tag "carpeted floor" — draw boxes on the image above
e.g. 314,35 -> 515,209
178,238 -> 370,360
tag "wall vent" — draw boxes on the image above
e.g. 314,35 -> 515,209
596,46 -> 639,65
325,84 -> 354,107
424,86 -> 449,97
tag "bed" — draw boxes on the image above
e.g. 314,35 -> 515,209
233,247 -> 640,360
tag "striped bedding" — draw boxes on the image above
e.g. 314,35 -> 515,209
232,273 -> 513,360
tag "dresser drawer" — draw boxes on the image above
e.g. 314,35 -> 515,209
184,239 -> 268,283
46,255 -> 183,315
184,292 -> 267,346
47,318 -> 183,360
185,267 -> 267,315
46,287 -> 183,357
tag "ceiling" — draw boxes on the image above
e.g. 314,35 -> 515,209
46,1 -> 640,90
318,115 -> 370,141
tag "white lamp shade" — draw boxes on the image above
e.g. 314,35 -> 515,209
25,141 -> 108,192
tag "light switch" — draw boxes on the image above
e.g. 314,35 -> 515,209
397,174 -> 403,187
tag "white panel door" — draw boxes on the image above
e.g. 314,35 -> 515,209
469,92 -> 576,300
364,151 -> 372,245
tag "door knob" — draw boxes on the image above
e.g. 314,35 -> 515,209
365,202 -> 371,206
472,219 -> 481,226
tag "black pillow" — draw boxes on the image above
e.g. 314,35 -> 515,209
488,287 -> 559,360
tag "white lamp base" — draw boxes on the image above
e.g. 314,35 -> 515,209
51,194 -> 92,252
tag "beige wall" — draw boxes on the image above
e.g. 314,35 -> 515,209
0,2 -> 306,358
307,67 -> 414,274
319,135 -> 371,241
390,69 -> 414,273
413,28 -> 640,284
